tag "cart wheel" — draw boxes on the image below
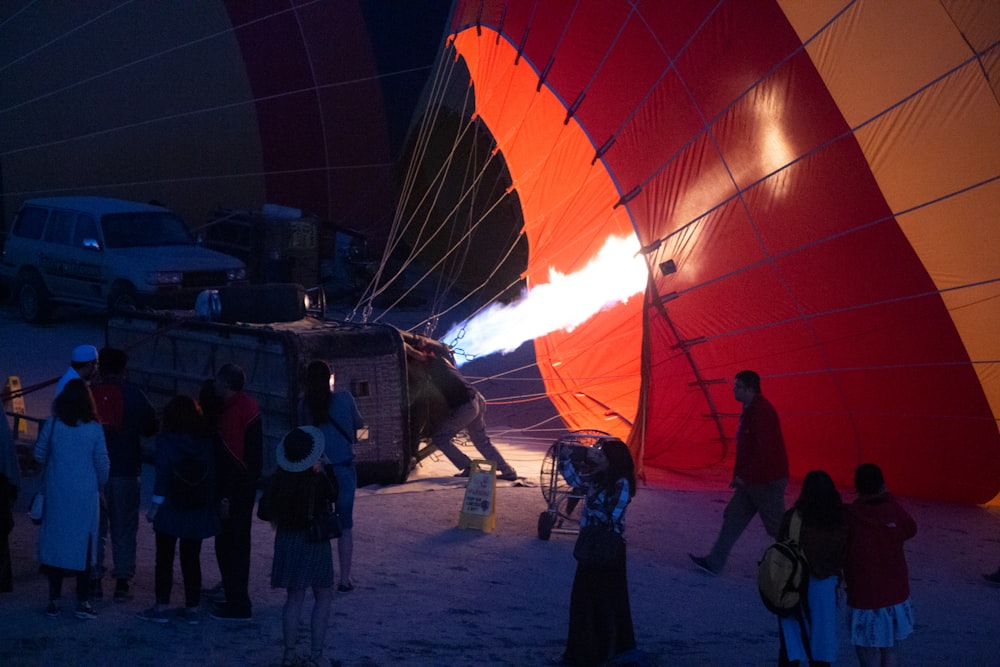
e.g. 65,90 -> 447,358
538,511 -> 556,540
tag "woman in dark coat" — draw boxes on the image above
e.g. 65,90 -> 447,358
35,378 -> 109,619
558,437 -> 637,667
137,394 -> 220,624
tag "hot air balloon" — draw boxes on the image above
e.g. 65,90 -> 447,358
425,0 -> 1000,504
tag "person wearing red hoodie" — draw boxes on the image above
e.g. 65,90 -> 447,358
844,463 -> 917,667
690,370 -> 789,575
207,364 -> 262,621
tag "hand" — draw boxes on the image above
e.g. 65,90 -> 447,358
146,504 -> 159,523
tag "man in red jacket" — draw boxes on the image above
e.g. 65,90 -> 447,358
690,370 -> 788,575
207,364 -> 262,621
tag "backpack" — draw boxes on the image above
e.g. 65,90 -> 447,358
170,454 -> 211,510
758,511 -> 809,616
92,383 -> 125,436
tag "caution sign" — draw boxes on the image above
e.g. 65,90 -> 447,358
458,459 -> 497,532
3,376 -> 27,434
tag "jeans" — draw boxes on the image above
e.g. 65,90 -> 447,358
154,530 -> 203,608
95,476 -> 140,581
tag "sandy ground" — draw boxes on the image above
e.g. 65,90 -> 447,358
1,306 -> 999,666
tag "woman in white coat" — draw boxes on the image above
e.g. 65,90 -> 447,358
34,378 -> 109,619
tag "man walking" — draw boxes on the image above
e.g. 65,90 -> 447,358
689,370 -> 788,575
209,364 -> 262,621
90,348 -> 158,601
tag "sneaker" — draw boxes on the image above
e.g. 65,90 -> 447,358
688,553 -> 719,576
178,607 -> 201,625
136,606 -> 170,624
497,467 -> 518,481
209,604 -> 252,621
74,602 -> 98,620
114,579 -> 132,603
45,601 -> 61,619
202,582 -> 226,605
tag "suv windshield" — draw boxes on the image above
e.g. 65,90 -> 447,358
101,212 -> 195,248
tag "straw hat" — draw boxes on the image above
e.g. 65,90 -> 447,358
276,426 -> 325,472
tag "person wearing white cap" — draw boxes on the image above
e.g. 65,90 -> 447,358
54,345 -> 99,399
258,426 -> 337,667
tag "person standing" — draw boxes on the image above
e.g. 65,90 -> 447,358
776,470 -> 847,667
90,347 -> 158,602
54,344 -> 99,398
298,359 -> 364,593
34,379 -> 110,619
209,363 -> 262,621
259,426 -> 337,667
137,395 -> 220,625
0,406 -> 20,593
690,369 -> 788,575
559,438 -> 638,666
844,463 -> 917,667
406,341 -> 518,481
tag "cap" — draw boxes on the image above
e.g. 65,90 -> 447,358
71,345 -> 99,363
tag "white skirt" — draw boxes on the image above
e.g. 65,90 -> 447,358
848,598 -> 914,648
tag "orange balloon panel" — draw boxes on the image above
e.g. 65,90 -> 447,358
450,1 -> 1000,503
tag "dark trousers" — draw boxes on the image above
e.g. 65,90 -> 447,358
215,484 -> 255,612
154,530 -> 203,608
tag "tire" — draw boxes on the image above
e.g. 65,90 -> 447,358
17,273 -> 51,323
108,283 -> 139,313
538,511 -> 556,540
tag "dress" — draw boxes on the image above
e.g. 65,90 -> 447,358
34,418 -> 110,571
267,471 -> 335,590
844,492 -> 917,647
559,451 -> 635,667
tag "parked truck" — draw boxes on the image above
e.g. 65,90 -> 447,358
105,309 -> 450,485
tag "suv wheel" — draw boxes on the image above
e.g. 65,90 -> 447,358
17,273 -> 51,323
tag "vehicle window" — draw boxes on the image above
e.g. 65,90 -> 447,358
43,210 -> 76,246
12,206 -> 48,240
102,212 -> 194,248
73,215 -> 101,248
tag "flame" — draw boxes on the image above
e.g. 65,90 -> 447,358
444,234 -> 647,361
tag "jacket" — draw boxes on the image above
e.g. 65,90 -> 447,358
733,393 -> 789,484
844,492 -> 917,609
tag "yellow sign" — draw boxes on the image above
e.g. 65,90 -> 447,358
458,459 -> 497,532
3,376 -> 27,434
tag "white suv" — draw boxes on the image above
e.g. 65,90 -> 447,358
0,196 -> 247,322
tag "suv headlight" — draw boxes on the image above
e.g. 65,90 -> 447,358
147,271 -> 183,285
227,267 -> 247,281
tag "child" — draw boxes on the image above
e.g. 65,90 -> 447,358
844,463 -> 917,667
260,426 -> 337,667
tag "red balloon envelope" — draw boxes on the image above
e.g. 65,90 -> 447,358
446,1 -> 1000,503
